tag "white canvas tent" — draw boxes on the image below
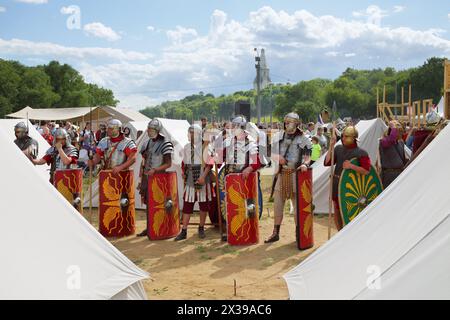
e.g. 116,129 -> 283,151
7,106 -> 150,131
0,119 -> 51,181
311,118 -> 388,214
0,129 -> 148,300
436,96 -> 444,117
84,118 -> 190,210
284,123 -> 450,300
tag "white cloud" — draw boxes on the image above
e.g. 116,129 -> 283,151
0,6 -> 6,12
352,5 -> 388,26
0,38 -> 153,61
147,26 -> 155,31
15,0 -> 47,4
83,22 -> 122,42
4,5 -> 450,110
393,5 -> 406,13
166,26 -> 198,44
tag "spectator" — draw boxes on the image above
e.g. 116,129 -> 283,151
95,123 -> 107,143
41,125 -> 54,145
316,126 -> 328,152
310,136 -> 322,165
80,122 -> 96,153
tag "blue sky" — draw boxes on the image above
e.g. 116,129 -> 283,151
1,0 -> 450,109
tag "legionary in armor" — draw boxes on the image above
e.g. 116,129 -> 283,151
32,128 -> 79,184
265,112 -> 312,243
14,122 -> 39,162
136,119 -> 174,237
324,126 -> 371,231
90,119 -> 138,175
175,124 -> 214,241
213,115 -> 262,242
379,120 -> 408,188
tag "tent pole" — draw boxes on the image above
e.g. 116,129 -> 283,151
328,121 -> 336,240
89,105 -> 93,225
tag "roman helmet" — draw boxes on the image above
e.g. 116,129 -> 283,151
53,128 -> 71,147
188,124 -> 203,143
284,112 -> 300,134
342,126 -> 359,147
147,119 -> 163,139
231,115 -> 247,137
14,122 -> 28,139
107,119 -> 123,138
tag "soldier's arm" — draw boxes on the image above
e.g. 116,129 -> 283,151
152,154 -> 172,173
57,146 -> 73,166
344,156 -> 370,175
119,151 -> 137,171
32,158 -> 47,166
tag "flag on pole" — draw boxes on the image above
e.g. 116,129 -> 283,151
317,113 -> 324,125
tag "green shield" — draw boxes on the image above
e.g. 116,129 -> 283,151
338,158 -> 383,226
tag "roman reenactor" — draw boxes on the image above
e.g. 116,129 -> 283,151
14,122 -> 39,162
32,128 -> 79,184
136,119 -> 174,237
324,126 -> 371,231
379,120 -> 408,188
265,112 -> 312,243
175,124 -> 214,241
89,119 -> 137,173
213,115 -> 262,242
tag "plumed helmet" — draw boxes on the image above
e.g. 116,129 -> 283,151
231,115 -> 247,129
426,109 -> 441,126
148,119 -> 163,132
342,126 -> 359,139
284,112 -> 300,124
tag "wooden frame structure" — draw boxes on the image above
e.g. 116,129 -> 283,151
444,59 -> 450,120
376,85 -> 434,127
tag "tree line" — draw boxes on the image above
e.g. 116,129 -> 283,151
140,57 -> 445,123
0,59 -> 118,118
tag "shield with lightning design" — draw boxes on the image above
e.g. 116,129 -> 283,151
54,169 -> 83,213
296,169 -> 314,250
99,170 -> 136,238
225,172 -> 259,246
147,172 -> 180,240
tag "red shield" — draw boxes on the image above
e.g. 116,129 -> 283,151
54,169 -> 83,213
99,170 -> 135,238
225,172 -> 259,246
296,169 -> 314,250
147,172 -> 180,240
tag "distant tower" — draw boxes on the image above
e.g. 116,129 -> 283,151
254,49 -> 271,91
254,48 -> 272,125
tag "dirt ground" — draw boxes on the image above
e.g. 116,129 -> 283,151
82,174 -> 338,300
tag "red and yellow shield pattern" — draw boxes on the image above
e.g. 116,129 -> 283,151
296,169 -> 314,250
54,169 -> 83,213
99,170 -> 135,238
147,172 -> 180,240
225,172 -> 259,246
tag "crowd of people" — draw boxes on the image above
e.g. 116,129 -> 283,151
12,108 -> 445,244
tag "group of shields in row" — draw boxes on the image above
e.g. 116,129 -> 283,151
53,159 -> 383,249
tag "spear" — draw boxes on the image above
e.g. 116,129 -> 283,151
328,101 -> 337,240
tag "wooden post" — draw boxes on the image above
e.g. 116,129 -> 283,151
409,85 -> 412,125
376,88 -> 379,119
444,60 -> 450,120
328,122 -> 336,240
401,87 -> 405,117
